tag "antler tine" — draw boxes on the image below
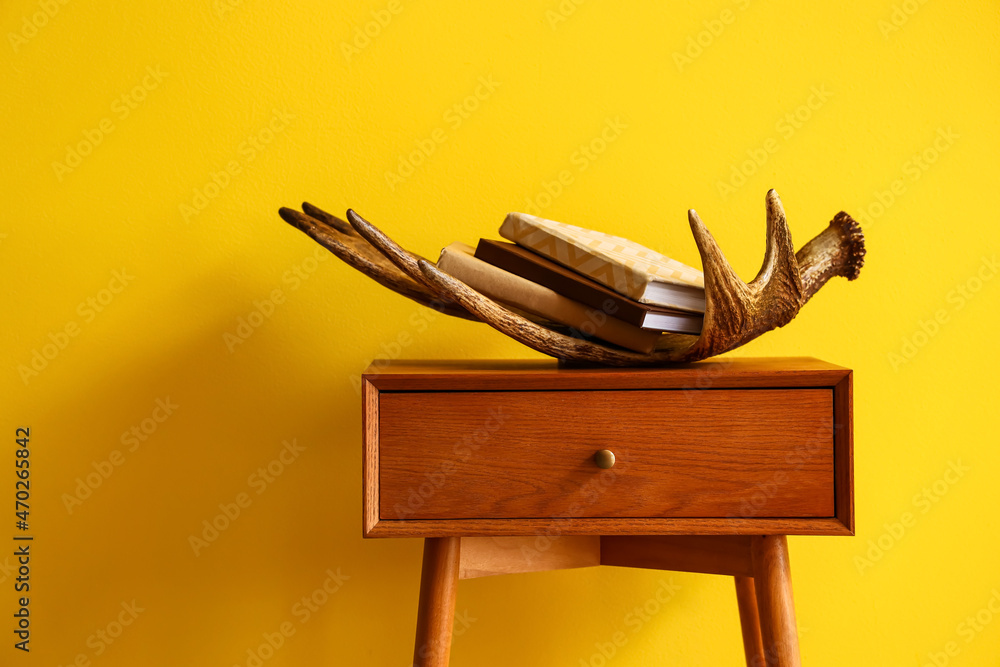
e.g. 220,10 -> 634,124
752,190 -> 797,287
795,211 -> 866,303
415,258 -> 690,365
279,206 -> 418,293
279,207 -> 474,319
345,209 -> 441,290
302,202 -> 357,236
686,208 -> 751,356
751,189 -> 803,328
686,208 -> 750,305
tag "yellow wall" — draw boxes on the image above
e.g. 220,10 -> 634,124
2,0 -> 998,664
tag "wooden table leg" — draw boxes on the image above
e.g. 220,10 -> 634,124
735,576 -> 766,666
750,536 -> 801,667
413,537 -> 462,667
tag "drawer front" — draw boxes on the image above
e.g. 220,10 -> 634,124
379,389 -> 834,521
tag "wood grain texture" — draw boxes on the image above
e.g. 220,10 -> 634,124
355,361 -> 848,665
752,535 -> 801,667
379,389 -> 834,520
413,537 -> 462,667
363,356 -> 850,391
833,371 -> 855,534
362,377 -> 379,536
361,358 -> 854,537
458,536 -> 600,579
365,516 -> 853,538
735,576 -> 767,666
600,535 -> 754,577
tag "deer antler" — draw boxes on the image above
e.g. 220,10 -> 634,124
278,190 -> 864,365
278,206 -> 476,320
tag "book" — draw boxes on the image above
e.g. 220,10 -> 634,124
498,212 -> 706,312
436,242 -> 663,354
474,239 -> 703,335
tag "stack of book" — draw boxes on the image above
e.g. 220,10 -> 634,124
437,212 -> 706,354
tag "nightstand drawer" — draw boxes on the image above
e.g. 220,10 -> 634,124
363,358 -> 853,537
379,389 -> 834,521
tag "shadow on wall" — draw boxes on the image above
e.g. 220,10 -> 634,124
36,272 -> 423,664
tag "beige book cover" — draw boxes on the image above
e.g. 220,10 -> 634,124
436,242 -> 662,353
499,212 -> 705,307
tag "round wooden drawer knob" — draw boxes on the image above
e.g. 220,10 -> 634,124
594,449 -> 616,469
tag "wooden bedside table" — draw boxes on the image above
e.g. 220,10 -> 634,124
362,358 -> 853,667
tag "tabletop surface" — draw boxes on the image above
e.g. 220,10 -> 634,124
362,357 -> 851,391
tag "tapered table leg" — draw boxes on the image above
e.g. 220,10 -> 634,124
413,537 -> 462,667
735,576 -> 766,666
751,536 -> 801,667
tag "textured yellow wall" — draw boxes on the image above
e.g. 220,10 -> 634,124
2,1 -> 999,664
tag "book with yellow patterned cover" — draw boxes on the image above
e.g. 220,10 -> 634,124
499,212 -> 706,312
